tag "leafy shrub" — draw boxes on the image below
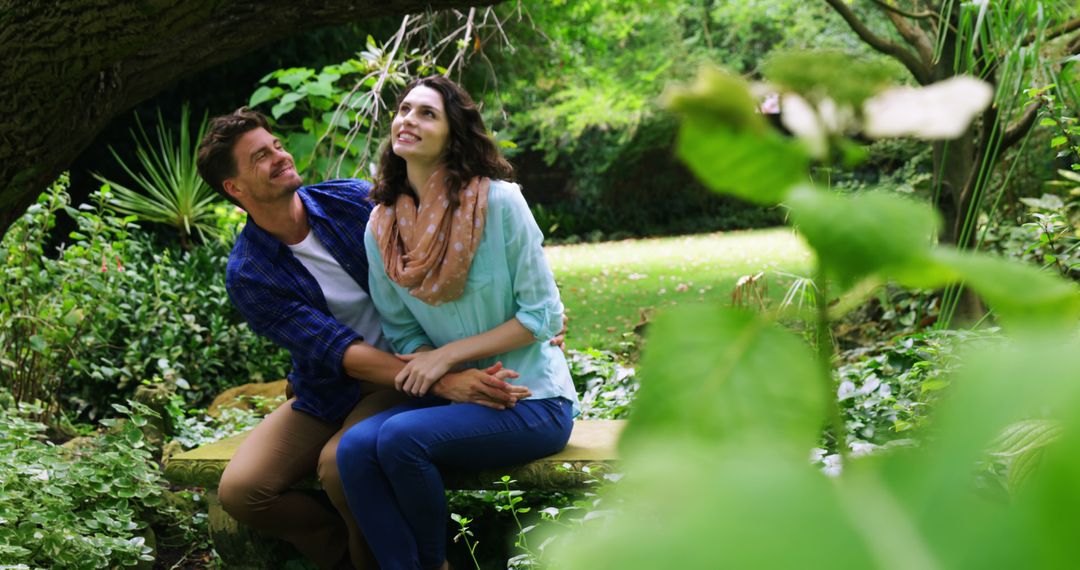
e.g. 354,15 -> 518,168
66,231 -> 291,415
0,399 -> 186,568
0,176 -> 289,419
834,329 -> 999,447
168,394 -> 281,450
0,176 -> 131,418
985,189 -> 1079,282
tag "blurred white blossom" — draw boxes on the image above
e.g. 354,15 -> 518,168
863,76 -> 993,139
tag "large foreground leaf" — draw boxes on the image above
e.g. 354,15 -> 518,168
930,248 -> 1080,329
668,66 -> 809,205
786,185 -> 941,289
677,123 -> 809,205
552,442 -> 877,569
621,305 -> 825,451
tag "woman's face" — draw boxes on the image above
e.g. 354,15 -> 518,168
391,85 -> 451,167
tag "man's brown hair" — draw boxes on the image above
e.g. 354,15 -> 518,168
196,107 -> 271,207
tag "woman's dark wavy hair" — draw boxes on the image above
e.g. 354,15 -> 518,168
371,76 -> 513,207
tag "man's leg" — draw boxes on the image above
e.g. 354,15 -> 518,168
217,398 -> 344,569
318,388 -> 412,570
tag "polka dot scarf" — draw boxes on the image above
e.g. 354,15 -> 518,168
370,172 -> 489,305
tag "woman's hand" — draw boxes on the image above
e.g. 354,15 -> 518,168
395,348 -> 458,396
433,362 -> 529,409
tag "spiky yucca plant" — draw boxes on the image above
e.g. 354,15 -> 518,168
94,106 -> 223,249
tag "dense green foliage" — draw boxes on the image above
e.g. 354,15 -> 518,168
0,398 -> 200,568
5,2 -> 1080,567
0,177 -> 288,419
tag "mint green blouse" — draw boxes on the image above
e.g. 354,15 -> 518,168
364,180 -> 580,412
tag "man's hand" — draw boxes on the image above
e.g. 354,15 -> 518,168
431,362 -> 530,410
549,314 -> 569,352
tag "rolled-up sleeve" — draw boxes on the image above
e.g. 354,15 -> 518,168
499,184 -> 565,341
363,228 -> 434,354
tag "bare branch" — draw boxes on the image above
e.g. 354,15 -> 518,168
1000,102 -> 1043,154
1022,16 -> 1080,47
444,7 -> 477,76
868,0 -> 937,20
824,0 -> 933,84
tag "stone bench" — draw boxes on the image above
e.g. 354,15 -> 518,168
164,419 -> 625,567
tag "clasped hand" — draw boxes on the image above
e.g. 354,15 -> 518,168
394,348 -> 454,396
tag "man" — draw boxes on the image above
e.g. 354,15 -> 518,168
195,108 -> 544,569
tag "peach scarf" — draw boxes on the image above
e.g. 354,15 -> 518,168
370,172 -> 489,305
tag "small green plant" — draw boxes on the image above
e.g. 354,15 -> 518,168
495,476 -> 534,557
93,105 -> 224,249
450,513 -> 481,570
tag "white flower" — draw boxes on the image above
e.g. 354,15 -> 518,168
857,375 -> 881,396
837,380 -> 856,400
850,441 -> 878,457
863,76 -> 993,139
822,454 -> 842,477
780,93 -> 827,158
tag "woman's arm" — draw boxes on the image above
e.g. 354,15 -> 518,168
395,317 -> 535,395
396,183 -> 565,396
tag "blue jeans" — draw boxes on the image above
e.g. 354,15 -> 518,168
336,396 -> 574,570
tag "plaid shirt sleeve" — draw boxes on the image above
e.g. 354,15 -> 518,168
226,253 -> 361,382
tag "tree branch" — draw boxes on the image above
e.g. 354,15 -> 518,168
868,0 -> 937,20
0,0 -> 502,236
884,9 -> 936,68
1022,16 -> 1080,47
1000,102 -> 1042,154
824,0 -> 933,84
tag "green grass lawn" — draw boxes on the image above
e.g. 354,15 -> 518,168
546,227 -> 813,352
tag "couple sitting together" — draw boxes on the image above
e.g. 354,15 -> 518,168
194,75 -> 580,570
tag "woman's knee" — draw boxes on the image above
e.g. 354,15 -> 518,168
335,422 -> 381,477
374,415 -> 426,470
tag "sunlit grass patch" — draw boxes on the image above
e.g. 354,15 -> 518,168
546,228 -> 813,352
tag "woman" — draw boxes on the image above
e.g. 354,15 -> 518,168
336,76 -> 580,570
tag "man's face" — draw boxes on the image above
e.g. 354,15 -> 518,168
224,128 -> 302,205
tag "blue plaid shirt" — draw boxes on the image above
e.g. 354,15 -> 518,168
226,179 -> 375,422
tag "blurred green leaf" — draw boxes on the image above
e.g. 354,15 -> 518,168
786,185 -> 941,289
623,305 -> 825,451
676,122 -> 808,205
763,50 -> 893,107
665,66 -> 766,133
930,248 -> 1080,328
554,441 -> 876,569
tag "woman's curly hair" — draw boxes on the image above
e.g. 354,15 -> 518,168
371,76 -> 513,207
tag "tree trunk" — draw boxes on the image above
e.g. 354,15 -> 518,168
0,0 -> 498,236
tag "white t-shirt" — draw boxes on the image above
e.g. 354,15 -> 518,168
288,230 -> 390,352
